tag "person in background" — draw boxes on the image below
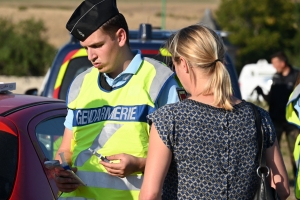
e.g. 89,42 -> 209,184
53,0 -> 180,199
139,24 -> 290,200
286,74 -> 300,199
255,51 -> 299,177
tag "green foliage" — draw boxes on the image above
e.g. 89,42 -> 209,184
216,0 -> 298,73
0,17 -> 56,76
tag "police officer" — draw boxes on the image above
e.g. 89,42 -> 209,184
286,80 -> 300,198
255,51 -> 299,177
53,0 -> 180,199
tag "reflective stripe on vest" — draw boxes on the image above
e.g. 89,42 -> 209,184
67,67 -> 93,105
76,171 -> 143,190
75,123 -> 123,167
144,57 -> 174,102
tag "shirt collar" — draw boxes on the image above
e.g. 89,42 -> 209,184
103,49 -> 143,79
123,49 -> 143,75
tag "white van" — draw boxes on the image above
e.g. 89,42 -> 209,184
238,59 -> 276,101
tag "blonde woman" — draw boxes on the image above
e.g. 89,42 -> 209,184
139,24 -> 290,200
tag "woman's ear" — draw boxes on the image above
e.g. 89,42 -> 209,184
180,57 -> 189,73
116,28 -> 127,47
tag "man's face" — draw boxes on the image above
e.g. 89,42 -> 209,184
271,57 -> 286,73
80,28 -> 121,75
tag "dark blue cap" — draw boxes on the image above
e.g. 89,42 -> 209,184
66,0 -> 119,41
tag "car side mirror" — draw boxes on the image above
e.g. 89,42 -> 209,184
25,88 -> 38,95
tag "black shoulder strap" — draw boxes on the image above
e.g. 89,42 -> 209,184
100,73 -> 113,91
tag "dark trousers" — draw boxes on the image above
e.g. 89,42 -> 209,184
273,121 -> 299,178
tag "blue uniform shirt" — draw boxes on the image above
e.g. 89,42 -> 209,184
64,51 -> 180,130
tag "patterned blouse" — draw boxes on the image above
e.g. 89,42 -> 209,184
147,99 -> 276,200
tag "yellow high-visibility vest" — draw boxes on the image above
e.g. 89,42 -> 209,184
286,84 -> 300,199
60,57 -> 174,200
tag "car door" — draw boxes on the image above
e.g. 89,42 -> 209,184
27,105 -> 67,199
0,117 -> 18,200
3,101 -> 66,200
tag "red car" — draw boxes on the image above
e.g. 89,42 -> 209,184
0,83 -> 66,200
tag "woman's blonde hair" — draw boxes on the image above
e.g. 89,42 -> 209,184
166,24 -> 233,110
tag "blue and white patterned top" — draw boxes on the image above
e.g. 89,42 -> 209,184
147,99 -> 276,200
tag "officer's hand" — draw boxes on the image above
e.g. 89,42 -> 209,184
54,167 -> 80,193
254,86 -> 264,95
100,153 -> 145,178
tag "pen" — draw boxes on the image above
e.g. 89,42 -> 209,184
88,148 -> 110,163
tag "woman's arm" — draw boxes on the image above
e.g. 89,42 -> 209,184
266,139 -> 290,200
139,124 -> 172,200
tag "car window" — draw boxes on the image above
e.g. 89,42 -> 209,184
0,131 -> 18,200
36,116 -> 65,160
59,57 -> 91,100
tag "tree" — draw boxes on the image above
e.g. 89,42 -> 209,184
0,17 -> 56,76
216,0 -> 297,73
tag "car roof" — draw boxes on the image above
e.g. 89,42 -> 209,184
0,92 -> 65,115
